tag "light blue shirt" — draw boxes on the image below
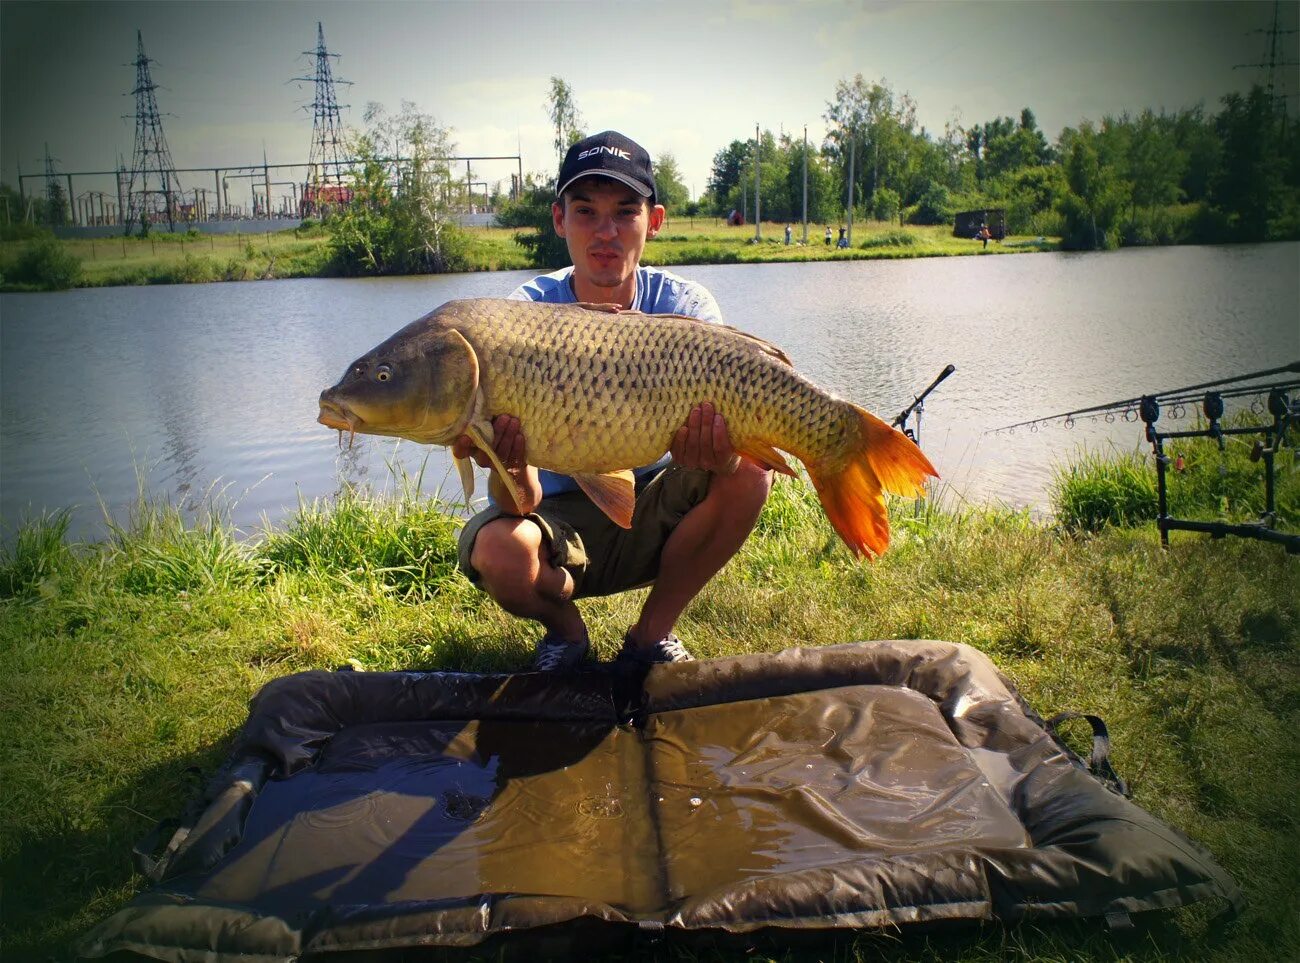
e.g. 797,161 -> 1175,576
506,264 -> 723,499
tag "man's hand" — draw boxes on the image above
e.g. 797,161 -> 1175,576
453,415 -> 542,514
671,402 -> 741,475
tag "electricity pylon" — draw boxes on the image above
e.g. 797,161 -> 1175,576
124,30 -> 181,234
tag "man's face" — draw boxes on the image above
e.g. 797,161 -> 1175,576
552,178 -> 666,290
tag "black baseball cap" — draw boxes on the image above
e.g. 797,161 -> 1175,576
556,130 -> 657,204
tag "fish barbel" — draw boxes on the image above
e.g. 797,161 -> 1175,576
318,298 -> 936,558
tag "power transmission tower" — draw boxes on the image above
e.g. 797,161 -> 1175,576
124,30 -> 181,234
42,143 -> 67,226
1233,0 -> 1298,121
295,21 -> 351,200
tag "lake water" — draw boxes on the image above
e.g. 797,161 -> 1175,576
2,244 -> 1296,541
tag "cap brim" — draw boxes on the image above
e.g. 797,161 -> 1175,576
556,170 -> 653,199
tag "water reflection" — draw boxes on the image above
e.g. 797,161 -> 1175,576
1,245 -> 1295,540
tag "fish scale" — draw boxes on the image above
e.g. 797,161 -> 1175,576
440,298 -> 852,476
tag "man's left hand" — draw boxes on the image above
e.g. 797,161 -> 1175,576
671,402 -> 741,475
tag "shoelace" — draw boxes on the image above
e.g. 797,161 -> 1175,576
534,642 -> 573,671
657,637 -> 693,662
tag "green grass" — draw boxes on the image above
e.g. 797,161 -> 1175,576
1052,417 -> 1299,532
0,220 -> 1051,291
1,460 -> 1297,960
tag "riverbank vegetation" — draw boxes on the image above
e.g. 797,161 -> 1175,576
698,79 -> 1299,251
1,434 -> 1296,960
0,218 -> 1046,292
3,72 -> 1295,290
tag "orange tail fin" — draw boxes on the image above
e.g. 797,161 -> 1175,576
806,406 -> 938,558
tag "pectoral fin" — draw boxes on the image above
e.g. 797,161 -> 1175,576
572,470 -> 636,529
735,439 -> 797,476
466,421 -> 525,514
454,453 -> 476,502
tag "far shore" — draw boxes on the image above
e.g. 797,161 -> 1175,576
0,220 -> 1057,293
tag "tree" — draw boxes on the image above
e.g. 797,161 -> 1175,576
1211,85 -> 1287,241
1173,106 -> 1221,203
1056,123 -> 1129,250
1126,109 -> 1186,223
783,138 -> 836,225
329,101 -> 468,275
824,75 -> 920,214
496,174 -> 569,268
705,140 -> 748,214
546,77 -> 584,171
655,152 -> 690,211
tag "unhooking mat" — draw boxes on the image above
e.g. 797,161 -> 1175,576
80,640 -> 1242,959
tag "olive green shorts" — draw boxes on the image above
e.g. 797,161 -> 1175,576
456,464 -> 712,599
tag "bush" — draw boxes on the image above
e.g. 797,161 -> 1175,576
496,183 -> 569,269
859,229 -> 918,248
3,234 -> 83,290
0,510 -> 72,598
1122,204 -> 1199,246
909,185 -> 952,225
1052,450 -> 1157,531
872,187 -> 901,223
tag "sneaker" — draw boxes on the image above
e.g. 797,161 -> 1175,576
616,632 -> 695,665
532,635 -> 590,672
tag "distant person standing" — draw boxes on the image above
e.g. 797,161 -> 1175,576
784,223 -> 792,245
824,225 -> 832,246
978,223 -> 991,250
837,226 -> 848,249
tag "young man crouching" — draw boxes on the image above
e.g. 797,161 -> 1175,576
453,130 -> 772,670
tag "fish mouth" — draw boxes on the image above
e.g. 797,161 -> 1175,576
317,399 -> 356,432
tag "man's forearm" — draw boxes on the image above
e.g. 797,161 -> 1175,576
488,466 -> 542,515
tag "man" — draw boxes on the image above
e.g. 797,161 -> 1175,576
453,130 -> 772,671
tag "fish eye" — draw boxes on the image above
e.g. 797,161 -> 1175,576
376,364 -> 393,382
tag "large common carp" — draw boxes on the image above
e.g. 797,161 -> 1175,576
318,298 -> 936,558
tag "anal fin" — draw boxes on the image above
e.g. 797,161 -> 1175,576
735,439 -> 797,476
572,470 -> 636,529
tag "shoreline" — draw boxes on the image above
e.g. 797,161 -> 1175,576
3,221 -> 1059,293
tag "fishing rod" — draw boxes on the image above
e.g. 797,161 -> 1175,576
988,361 -> 1300,434
893,364 -> 956,437
1008,377 -> 1300,431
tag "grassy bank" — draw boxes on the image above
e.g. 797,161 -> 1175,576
1,450 -> 1297,959
0,220 -> 1049,291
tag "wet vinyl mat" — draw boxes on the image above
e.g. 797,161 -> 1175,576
81,641 -> 1241,960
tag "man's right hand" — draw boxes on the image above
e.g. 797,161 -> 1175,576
453,415 -> 542,515
453,414 -> 526,470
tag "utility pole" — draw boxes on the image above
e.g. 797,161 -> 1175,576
801,125 -> 808,243
124,30 -> 181,234
754,122 -> 761,241
295,21 -> 351,214
846,131 -> 856,246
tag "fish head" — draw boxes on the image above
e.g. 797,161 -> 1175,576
318,320 -> 480,445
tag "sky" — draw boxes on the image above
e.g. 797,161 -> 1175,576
3,0 -> 1297,206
